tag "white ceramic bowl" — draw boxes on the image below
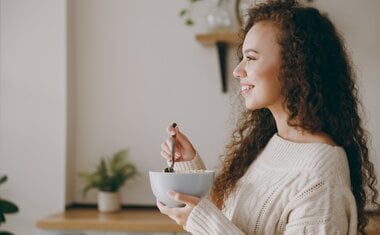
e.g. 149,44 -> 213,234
149,170 -> 215,208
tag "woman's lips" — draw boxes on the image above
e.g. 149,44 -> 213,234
240,85 -> 254,95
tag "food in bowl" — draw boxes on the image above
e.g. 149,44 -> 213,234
149,170 -> 215,207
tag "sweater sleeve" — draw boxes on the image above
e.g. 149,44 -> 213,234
171,152 -> 206,171
283,180 -> 357,235
185,199 -> 246,235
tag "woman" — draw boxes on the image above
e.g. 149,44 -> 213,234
158,0 -> 379,234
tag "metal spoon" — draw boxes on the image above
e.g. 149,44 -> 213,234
164,123 -> 177,173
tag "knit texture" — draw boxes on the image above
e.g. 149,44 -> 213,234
173,152 -> 206,171
176,134 -> 357,235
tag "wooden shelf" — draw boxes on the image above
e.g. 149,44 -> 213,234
36,208 -> 380,234
36,208 -> 184,232
195,33 -> 240,93
195,32 -> 240,46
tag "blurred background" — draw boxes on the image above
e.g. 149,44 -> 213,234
0,0 -> 379,233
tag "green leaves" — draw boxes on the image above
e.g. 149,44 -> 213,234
0,231 -> 14,235
0,175 -> 19,235
179,0 -> 204,26
179,9 -> 187,17
0,213 -> 4,224
0,176 -> 7,185
79,148 -> 138,198
185,19 -> 194,26
190,0 -> 203,3
0,198 -> 19,227
0,199 -> 18,214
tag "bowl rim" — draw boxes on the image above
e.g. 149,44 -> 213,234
149,169 -> 214,174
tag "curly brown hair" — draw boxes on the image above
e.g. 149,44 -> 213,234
210,0 -> 379,233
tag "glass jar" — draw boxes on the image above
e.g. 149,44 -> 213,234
206,0 -> 233,33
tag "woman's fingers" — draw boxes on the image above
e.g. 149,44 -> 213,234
156,199 -> 168,213
160,150 -> 171,161
157,200 -> 185,226
164,139 -> 178,155
167,191 -> 200,207
165,136 -> 182,157
165,124 -> 196,161
167,125 -> 190,149
156,192 -> 200,227
166,123 -> 178,135
161,140 -> 182,162
161,141 -> 169,153
160,142 -> 171,161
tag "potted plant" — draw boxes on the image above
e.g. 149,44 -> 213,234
0,175 -> 19,235
79,149 -> 138,213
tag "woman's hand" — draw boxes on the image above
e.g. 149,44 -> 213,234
161,124 -> 196,163
156,191 -> 201,227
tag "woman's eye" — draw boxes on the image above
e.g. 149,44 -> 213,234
246,56 -> 256,61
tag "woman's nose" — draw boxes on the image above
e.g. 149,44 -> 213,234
232,61 -> 246,80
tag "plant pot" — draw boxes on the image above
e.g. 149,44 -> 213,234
98,191 -> 120,213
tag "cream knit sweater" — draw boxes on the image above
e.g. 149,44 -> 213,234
173,134 -> 357,235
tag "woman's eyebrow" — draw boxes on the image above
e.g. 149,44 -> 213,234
244,48 -> 260,54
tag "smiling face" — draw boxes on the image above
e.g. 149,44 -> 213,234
233,21 -> 283,111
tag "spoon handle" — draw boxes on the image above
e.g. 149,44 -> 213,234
170,123 -> 177,168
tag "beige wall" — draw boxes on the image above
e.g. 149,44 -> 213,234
68,0 -> 238,205
0,0 -> 379,233
0,0 -> 67,233
69,0 -> 380,206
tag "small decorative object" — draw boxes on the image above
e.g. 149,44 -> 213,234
235,0 -> 255,27
0,175 -> 19,235
181,0 -> 316,28
206,0 -> 233,33
79,149 -> 138,213
179,0 -> 233,32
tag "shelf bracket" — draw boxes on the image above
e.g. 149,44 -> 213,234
195,33 -> 240,93
216,42 -> 227,93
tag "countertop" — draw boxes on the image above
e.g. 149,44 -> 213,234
36,207 -> 184,232
36,208 -> 380,233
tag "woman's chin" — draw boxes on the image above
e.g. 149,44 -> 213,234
245,100 -> 261,110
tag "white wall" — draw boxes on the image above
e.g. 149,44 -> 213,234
69,0 -> 238,205
70,0 -> 380,206
0,0 -> 379,233
0,0 -> 67,233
